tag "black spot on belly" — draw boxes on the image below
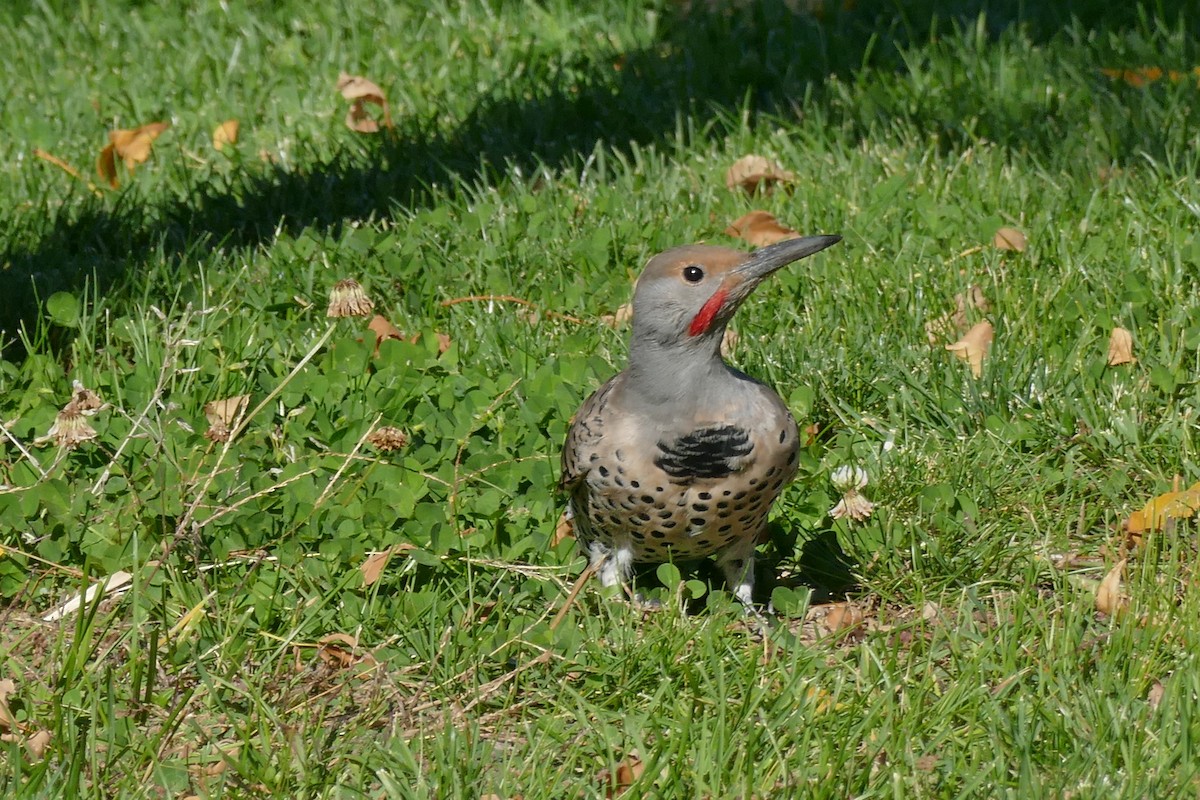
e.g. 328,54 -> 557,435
598,466 -> 609,477
641,494 -> 655,504
690,517 -> 706,527
779,429 -> 787,443
654,425 -> 753,480
651,530 -> 666,539
692,503 -> 709,512
698,491 -> 712,501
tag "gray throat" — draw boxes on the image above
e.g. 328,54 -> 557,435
624,327 -> 737,417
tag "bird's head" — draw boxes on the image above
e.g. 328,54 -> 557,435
630,235 -> 842,351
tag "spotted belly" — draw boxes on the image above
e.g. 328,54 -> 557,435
571,458 -> 794,562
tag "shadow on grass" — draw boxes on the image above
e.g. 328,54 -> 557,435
2,0 -> 1195,353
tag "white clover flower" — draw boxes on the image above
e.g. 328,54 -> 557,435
830,465 -> 868,493
830,465 -> 873,522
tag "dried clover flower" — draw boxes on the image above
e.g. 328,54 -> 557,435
367,426 -> 409,452
37,408 -> 98,449
68,380 -> 103,414
327,279 -> 375,318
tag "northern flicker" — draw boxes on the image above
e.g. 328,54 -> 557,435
560,235 -> 842,604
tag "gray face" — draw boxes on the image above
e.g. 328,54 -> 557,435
630,236 -> 843,349
631,245 -> 750,348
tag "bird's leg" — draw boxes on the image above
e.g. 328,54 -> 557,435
715,538 -> 757,607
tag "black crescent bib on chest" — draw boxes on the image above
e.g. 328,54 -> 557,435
654,424 -> 753,482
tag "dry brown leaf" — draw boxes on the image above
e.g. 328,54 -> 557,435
212,119 -> 240,151
336,72 -> 393,133
993,227 -> 1028,252
1100,67 -> 1165,87
336,73 -> 386,103
359,544 -> 414,585
204,394 -> 250,443
945,320 -> 993,378
1107,326 -> 1135,366
1123,482 -> 1200,534
1148,680 -> 1166,710
25,729 -> 51,760
821,601 -> 866,636
801,423 -> 820,447
598,752 -> 645,797
316,633 -> 378,669
720,327 -> 739,358
799,685 -> 840,715
0,679 -> 18,730
914,754 -> 940,772
924,286 -> 989,345
724,210 -> 800,247
368,314 -> 408,355
204,395 -> 250,427
97,144 -> 118,188
193,744 -> 240,779
96,122 -> 169,189
434,331 -> 452,354
111,122 -> 170,169
1095,559 -> 1129,616
724,155 -> 795,195
33,148 -> 83,180
600,303 -> 633,328
317,639 -> 356,669
552,511 -> 575,546
360,550 -> 391,586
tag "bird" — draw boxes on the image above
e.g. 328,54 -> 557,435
560,234 -> 842,605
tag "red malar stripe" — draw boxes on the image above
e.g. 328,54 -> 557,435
688,288 -> 727,336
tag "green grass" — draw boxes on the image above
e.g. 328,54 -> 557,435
2,0 -> 1200,796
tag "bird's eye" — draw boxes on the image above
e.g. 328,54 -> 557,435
683,265 -> 704,283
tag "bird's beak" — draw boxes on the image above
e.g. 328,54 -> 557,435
687,234 -> 842,337
732,234 -> 842,284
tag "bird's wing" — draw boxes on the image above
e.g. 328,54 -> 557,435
559,374 -> 621,494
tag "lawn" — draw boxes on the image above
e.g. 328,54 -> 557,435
2,0 -> 1200,796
